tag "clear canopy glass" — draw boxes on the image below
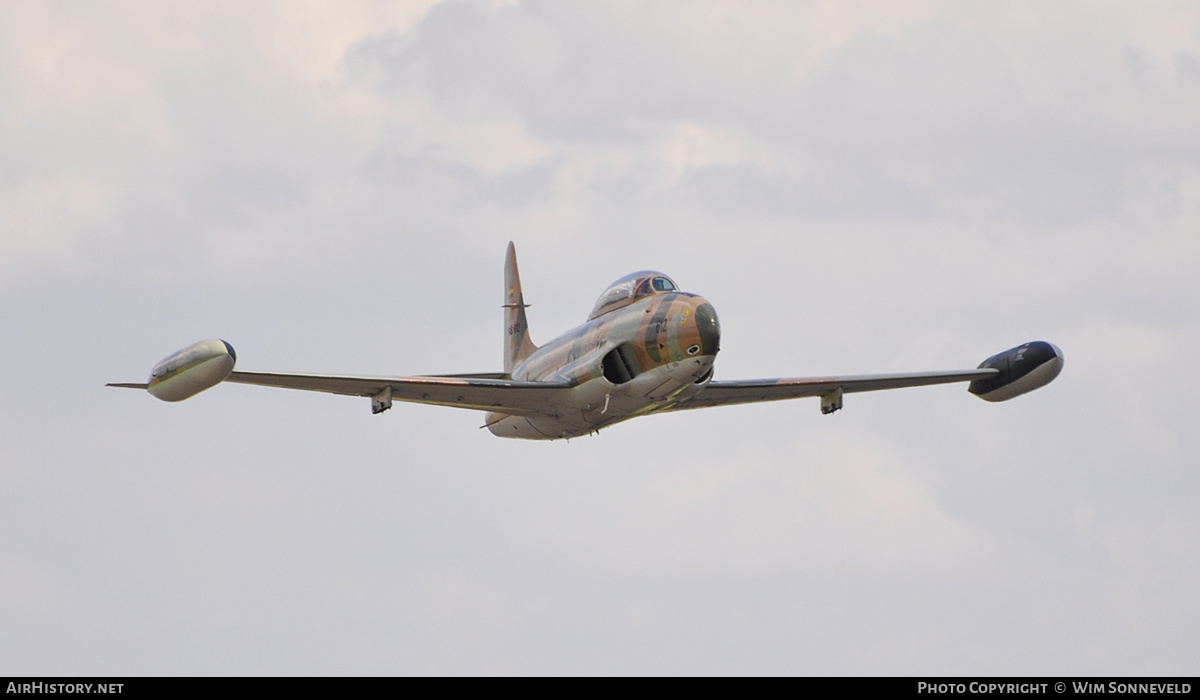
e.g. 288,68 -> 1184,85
588,271 -> 678,320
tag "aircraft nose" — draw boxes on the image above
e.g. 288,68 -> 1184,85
693,299 -> 720,357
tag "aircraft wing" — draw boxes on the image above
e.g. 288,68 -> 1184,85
225,370 -> 573,416
666,368 -> 999,413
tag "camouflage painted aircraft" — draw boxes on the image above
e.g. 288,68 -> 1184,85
109,242 -> 1064,439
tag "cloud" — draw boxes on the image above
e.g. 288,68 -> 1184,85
545,429 -> 995,580
3,0 -> 1200,675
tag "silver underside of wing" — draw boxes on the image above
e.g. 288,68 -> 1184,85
223,366 -> 998,417
226,371 -> 572,416
669,368 -> 999,411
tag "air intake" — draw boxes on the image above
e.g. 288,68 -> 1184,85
601,344 -> 640,384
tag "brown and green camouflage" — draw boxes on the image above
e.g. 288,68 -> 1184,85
511,273 -> 720,386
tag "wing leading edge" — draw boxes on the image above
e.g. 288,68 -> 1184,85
667,368 -> 1000,413
225,371 -> 573,416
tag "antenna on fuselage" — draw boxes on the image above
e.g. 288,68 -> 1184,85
503,241 -> 538,374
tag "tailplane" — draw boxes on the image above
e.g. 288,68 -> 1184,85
503,242 -> 538,374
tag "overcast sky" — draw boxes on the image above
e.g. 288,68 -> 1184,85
2,0 -> 1199,675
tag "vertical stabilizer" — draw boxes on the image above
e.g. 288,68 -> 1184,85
504,242 -> 538,374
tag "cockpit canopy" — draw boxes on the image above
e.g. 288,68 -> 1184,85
588,271 -> 678,320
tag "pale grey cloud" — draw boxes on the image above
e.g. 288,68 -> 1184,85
2,0 -> 1198,675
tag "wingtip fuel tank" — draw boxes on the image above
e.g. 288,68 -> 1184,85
146,339 -> 237,402
969,341 -> 1063,402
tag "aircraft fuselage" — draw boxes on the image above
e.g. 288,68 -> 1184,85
486,291 -> 720,439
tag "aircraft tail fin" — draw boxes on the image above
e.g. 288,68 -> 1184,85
503,241 -> 538,374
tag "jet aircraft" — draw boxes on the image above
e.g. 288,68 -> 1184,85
109,242 -> 1064,439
